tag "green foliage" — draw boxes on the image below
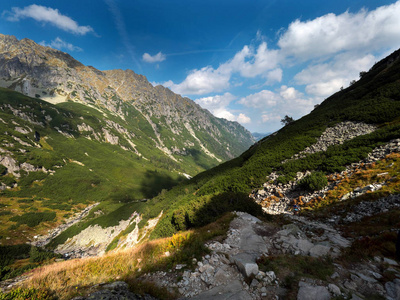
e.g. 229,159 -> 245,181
0,287 -> 54,300
281,115 -> 295,126
10,211 -> 56,227
0,165 -> 6,175
299,172 -> 328,191
29,246 -> 61,263
0,175 -> 16,187
151,192 -> 267,238
149,48 -> 400,236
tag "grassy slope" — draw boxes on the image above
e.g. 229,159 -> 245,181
0,88 -> 186,246
146,48 -> 400,238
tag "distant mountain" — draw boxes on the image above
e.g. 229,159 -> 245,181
0,34 -> 255,176
252,132 -> 271,141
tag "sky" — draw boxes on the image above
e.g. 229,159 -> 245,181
2,0 -> 400,133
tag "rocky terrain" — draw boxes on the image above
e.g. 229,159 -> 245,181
251,121 -> 400,215
0,34 -> 254,167
73,210 -> 399,300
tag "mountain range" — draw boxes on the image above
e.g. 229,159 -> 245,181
0,35 -> 400,299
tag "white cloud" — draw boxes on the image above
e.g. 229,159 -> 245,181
237,113 -> 251,124
195,93 -> 250,125
295,53 -> 376,97
142,51 -> 166,63
195,93 -> 235,112
265,68 -> 283,85
40,37 -> 82,52
235,42 -> 280,78
261,113 -> 281,123
164,66 -> 231,95
278,1 -> 400,61
4,5 -> 94,35
240,86 -> 314,127
162,41 -> 281,96
239,90 -> 279,108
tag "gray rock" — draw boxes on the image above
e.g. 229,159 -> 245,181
384,257 -> 399,266
309,244 -> 330,257
354,272 -> 377,283
328,283 -> 341,296
232,253 -> 259,278
350,294 -> 364,300
214,268 -> 229,285
385,279 -> 400,300
297,239 -> 314,254
297,281 -> 331,300
188,279 -> 252,300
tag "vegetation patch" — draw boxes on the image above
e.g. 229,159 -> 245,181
257,254 -> 334,299
10,211 -> 56,228
299,172 -> 328,191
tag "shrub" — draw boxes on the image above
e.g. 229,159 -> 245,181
0,287 -> 53,300
0,165 -> 6,175
10,212 -> 56,227
299,172 -> 328,191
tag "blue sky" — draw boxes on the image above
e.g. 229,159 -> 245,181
2,0 -> 400,133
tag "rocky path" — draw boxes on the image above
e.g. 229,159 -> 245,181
140,211 -> 400,300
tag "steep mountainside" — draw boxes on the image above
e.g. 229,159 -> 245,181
1,43 -> 400,300
145,47 -> 400,237
0,34 -> 254,173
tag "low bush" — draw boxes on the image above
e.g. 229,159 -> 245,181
10,211 -> 56,227
299,172 -> 328,191
0,287 -> 54,300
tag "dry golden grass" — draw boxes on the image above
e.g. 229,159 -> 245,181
25,231 -> 192,299
22,213 -> 234,299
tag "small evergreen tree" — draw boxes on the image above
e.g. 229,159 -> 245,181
281,115 -> 294,126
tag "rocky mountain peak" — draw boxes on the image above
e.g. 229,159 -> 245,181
0,33 -> 255,171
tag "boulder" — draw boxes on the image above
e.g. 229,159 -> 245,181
328,284 -> 341,296
309,244 -> 330,257
385,279 -> 400,300
189,279 -> 252,300
232,253 -> 259,278
297,281 -> 331,300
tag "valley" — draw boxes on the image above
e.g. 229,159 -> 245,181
0,37 -> 400,299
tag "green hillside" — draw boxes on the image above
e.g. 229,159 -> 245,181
144,48 -> 400,238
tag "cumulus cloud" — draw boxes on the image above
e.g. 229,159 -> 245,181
4,4 -> 94,35
278,1 -> 400,61
295,53 -> 376,97
240,86 -> 314,125
265,68 -> 283,85
142,52 -> 166,63
239,90 -> 279,108
195,93 -> 250,124
162,41 -> 281,96
163,66 -> 231,95
40,37 -> 82,52
237,113 -> 251,124
261,113 -> 281,123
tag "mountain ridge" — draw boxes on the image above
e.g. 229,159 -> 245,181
0,33 -> 255,166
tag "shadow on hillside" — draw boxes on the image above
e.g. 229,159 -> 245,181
187,149 -> 215,170
170,192 -> 270,231
140,170 -> 184,199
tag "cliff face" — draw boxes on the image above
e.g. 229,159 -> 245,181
0,33 -> 254,167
